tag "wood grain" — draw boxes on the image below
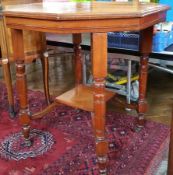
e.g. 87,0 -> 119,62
56,85 -> 115,112
3,2 -> 169,20
4,3 -> 168,34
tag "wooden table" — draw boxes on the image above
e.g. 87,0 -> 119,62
3,1 -> 169,174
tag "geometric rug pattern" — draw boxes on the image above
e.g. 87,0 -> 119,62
0,128 -> 54,161
0,83 -> 170,175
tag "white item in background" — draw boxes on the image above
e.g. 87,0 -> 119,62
140,0 -> 150,2
131,80 -> 139,100
155,22 -> 173,32
116,0 -> 128,2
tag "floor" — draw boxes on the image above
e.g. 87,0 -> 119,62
0,45 -> 173,126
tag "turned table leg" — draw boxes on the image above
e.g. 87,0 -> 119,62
136,26 -> 153,130
41,51 -> 51,105
91,33 -> 108,174
73,34 -> 82,85
11,29 -> 31,147
40,33 -> 51,105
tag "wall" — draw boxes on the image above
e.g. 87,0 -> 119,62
160,0 -> 173,22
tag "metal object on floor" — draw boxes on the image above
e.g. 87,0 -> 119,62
126,59 -> 132,111
82,52 -> 139,108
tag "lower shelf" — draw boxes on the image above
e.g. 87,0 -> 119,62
55,85 -> 115,112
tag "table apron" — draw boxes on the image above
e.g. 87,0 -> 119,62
5,12 -> 166,34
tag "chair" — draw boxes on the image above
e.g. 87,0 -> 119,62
0,0 -> 51,118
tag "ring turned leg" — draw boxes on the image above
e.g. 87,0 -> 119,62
136,26 -> 153,131
11,29 -> 31,147
136,55 -> 149,130
92,33 -> 108,174
41,51 -> 51,105
93,78 -> 108,174
16,60 -> 31,147
2,58 -> 15,118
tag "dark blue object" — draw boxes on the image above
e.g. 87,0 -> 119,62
108,32 -> 139,51
108,31 -> 172,52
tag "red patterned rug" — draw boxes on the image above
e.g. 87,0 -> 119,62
0,83 -> 170,175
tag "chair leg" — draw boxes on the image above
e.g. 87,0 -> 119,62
41,51 -> 51,105
2,58 -> 15,118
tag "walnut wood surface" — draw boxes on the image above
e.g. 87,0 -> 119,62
1,0 -> 41,6
3,2 -> 169,34
56,85 -> 115,112
3,2 -> 169,20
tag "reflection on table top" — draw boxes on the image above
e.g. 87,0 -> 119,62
3,2 -> 169,20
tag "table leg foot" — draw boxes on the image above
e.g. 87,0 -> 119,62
134,125 -> 144,133
98,156 -> 108,175
21,124 -> 32,147
21,138 -> 32,148
9,105 -> 16,118
99,169 -> 107,175
134,112 -> 145,132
